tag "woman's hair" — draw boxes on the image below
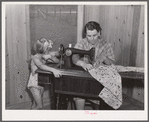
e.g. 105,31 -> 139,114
34,37 -> 48,54
84,21 -> 102,34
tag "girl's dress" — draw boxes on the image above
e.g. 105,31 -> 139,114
27,54 -> 44,90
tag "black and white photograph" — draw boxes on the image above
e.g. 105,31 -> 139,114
2,1 -> 148,121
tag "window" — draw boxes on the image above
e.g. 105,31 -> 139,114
30,5 -> 80,54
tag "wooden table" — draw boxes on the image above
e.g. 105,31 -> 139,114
36,64 -> 144,110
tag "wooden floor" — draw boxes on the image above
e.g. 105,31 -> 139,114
43,94 -> 144,110
6,93 -> 143,110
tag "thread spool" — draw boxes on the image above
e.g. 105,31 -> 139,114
69,44 -> 72,48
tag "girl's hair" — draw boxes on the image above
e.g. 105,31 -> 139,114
34,37 -> 48,54
84,21 -> 102,34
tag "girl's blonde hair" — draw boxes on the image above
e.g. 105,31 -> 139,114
34,37 -> 52,54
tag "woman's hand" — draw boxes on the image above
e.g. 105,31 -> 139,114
76,60 -> 93,71
95,50 -> 106,63
52,69 -> 62,77
81,62 -> 94,71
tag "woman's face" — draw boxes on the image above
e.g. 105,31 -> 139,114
86,29 -> 100,45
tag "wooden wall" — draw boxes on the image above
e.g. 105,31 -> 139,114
84,5 -> 144,67
6,5 -> 31,106
84,5 -> 145,103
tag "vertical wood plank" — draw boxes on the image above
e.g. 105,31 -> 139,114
25,5 -> 31,102
77,5 -> 84,42
84,5 -> 90,24
91,5 -> 100,22
6,5 -> 31,106
6,5 -> 17,105
84,5 -> 100,23
11,5 -> 22,104
5,15 -> 10,105
136,5 -> 144,67
16,5 -> 30,103
122,5 -> 134,66
129,5 -> 141,66
99,5 -> 105,41
120,6 -> 127,65
113,6 -> 122,65
104,5 -> 111,44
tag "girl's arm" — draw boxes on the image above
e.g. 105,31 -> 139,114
42,54 -> 59,63
33,56 -> 61,77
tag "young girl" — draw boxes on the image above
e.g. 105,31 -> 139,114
27,37 -> 61,110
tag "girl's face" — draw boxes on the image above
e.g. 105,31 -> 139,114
86,29 -> 100,45
44,40 -> 53,53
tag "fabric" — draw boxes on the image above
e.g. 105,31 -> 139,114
89,64 -> 122,109
27,73 -> 43,90
74,38 -> 115,63
88,64 -> 144,109
27,54 -> 44,90
30,55 -> 38,75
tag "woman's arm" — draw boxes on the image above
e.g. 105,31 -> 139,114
72,54 -> 93,71
94,46 -> 116,67
104,56 -> 116,65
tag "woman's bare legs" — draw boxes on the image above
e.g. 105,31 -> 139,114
74,98 -> 85,110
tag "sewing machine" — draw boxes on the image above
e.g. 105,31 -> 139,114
59,44 -> 95,69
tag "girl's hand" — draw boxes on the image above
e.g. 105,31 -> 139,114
52,69 -> 62,77
51,51 -> 60,57
42,54 -> 51,60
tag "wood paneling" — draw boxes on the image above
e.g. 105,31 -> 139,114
77,5 -> 84,42
84,5 -> 144,67
6,5 -> 31,106
129,5 -> 141,66
136,5 -> 144,67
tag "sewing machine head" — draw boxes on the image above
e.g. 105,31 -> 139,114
59,44 -> 95,69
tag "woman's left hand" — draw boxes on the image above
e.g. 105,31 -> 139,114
94,53 -> 106,67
